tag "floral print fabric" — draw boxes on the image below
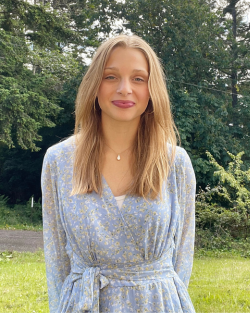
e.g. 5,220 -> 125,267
41,136 -> 196,313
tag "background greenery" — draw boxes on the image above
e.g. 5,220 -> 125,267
0,0 -> 250,248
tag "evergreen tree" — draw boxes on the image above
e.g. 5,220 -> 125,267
216,0 -> 250,161
0,0 -> 81,150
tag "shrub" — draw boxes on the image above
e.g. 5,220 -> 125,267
0,195 -> 42,228
195,151 -> 250,249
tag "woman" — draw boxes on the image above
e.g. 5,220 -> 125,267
42,34 -> 196,313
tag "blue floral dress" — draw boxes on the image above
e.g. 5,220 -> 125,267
41,136 -> 196,313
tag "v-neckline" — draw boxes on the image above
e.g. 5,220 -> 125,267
101,175 -> 128,211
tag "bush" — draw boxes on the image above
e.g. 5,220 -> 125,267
0,195 -> 42,228
195,151 -> 250,250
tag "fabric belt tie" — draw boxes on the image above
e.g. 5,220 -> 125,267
71,266 -> 109,312
61,245 -> 176,313
70,264 -> 176,313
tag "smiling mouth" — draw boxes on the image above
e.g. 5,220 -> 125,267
112,100 -> 135,108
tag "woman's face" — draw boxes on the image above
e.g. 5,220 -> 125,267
97,46 -> 150,124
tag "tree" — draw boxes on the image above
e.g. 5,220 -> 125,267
0,0 -> 82,150
0,69 -> 85,202
215,0 -> 250,161
109,0 -> 250,187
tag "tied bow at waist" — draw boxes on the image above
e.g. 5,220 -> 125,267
57,254 -> 176,313
71,266 -> 109,312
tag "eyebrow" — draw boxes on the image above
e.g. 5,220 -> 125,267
104,67 -> 148,75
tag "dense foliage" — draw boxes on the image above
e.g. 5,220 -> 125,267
0,0 -> 249,232
196,151 -> 250,249
0,194 -> 42,229
0,0 -> 81,150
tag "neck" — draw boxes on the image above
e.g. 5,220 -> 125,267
101,113 -> 139,152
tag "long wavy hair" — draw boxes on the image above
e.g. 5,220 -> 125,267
72,35 -> 179,200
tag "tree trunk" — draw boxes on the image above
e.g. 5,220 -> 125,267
223,0 -> 239,108
231,5 -> 238,108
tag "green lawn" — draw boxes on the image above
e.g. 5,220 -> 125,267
0,251 -> 48,313
0,250 -> 249,313
189,252 -> 250,313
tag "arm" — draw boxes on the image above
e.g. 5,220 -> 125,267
41,149 -> 71,313
172,148 -> 196,288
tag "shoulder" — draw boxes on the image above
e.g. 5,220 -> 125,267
167,144 -> 192,168
174,146 -> 192,168
44,136 -> 76,164
167,144 -> 195,182
172,146 -> 196,186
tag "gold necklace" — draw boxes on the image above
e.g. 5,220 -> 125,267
104,143 -> 132,161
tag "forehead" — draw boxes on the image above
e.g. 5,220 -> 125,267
105,47 -> 149,72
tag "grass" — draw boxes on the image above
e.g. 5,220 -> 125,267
0,250 -> 49,313
189,251 -> 250,313
0,250 -> 250,313
0,223 -> 43,231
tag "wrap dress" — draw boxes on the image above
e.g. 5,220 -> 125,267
41,136 -> 196,313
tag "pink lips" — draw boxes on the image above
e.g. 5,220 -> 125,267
112,100 -> 135,108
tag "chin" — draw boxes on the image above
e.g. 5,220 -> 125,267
102,110 -> 141,123
114,113 -> 141,123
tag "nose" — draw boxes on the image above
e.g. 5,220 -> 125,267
117,78 -> 132,96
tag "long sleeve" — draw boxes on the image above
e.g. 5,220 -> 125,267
172,148 -> 196,288
41,149 -> 71,313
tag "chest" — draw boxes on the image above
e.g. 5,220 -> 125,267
58,176 -> 180,263
55,154 -> 180,262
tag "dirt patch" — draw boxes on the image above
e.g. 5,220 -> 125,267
0,229 -> 43,252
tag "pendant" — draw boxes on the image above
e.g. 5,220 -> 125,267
117,155 -> 121,161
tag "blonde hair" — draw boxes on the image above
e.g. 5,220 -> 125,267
73,34 -> 179,200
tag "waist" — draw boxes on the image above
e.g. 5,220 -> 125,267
71,263 -> 176,288
70,253 -> 177,294
61,253 -> 176,312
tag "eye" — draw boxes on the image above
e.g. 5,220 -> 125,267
105,75 -> 116,80
134,77 -> 145,82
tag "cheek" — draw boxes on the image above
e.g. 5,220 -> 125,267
97,83 -> 113,103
